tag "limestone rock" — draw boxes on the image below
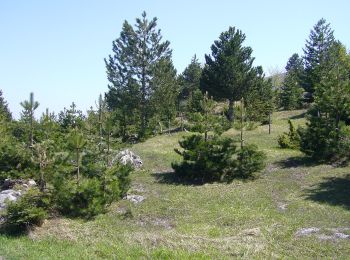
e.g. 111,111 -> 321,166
125,194 -> 145,204
113,149 -> 142,168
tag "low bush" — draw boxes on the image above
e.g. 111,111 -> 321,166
278,120 -> 300,149
172,134 -> 266,183
53,163 -> 132,219
2,188 -> 49,233
53,177 -> 106,219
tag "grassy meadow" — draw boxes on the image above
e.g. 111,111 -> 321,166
0,110 -> 349,259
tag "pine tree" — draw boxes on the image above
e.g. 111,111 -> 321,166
58,102 -> 85,130
0,89 -> 12,121
68,128 -> 87,184
179,55 -> 202,100
280,54 -> 304,110
245,66 -> 274,123
105,11 -> 172,139
150,58 -> 179,134
20,92 -> 39,147
314,41 -> 350,131
200,27 -> 255,122
303,18 -> 335,100
300,41 -> 350,161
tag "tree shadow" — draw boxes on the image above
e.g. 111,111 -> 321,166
304,174 -> 350,210
288,111 -> 307,120
152,171 -> 209,186
276,156 -> 317,169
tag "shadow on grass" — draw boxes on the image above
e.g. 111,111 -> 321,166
0,223 -> 28,237
304,174 -> 350,210
152,171 -> 209,186
288,111 -> 307,120
277,156 -> 317,168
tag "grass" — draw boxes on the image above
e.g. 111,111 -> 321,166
0,109 -> 350,259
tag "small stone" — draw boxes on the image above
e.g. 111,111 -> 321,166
28,180 -> 37,186
125,194 -> 145,204
296,227 -> 320,236
334,232 -> 350,239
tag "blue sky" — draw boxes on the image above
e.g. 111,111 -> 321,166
0,0 -> 349,118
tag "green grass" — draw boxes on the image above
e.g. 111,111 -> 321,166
1,109 -> 349,259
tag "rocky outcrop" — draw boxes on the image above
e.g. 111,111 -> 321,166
0,179 -> 37,211
113,149 -> 142,168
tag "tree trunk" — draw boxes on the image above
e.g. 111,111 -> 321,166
240,97 -> 244,149
228,99 -> 234,122
40,168 -> 44,192
76,149 -> 80,185
180,112 -> 184,131
168,118 -> 171,135
107,131 -> 110,167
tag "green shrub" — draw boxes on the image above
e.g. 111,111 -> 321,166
103,163 -> 132,202
235,144 -> 266,179
172,134 -> 266,183
172,135 -> 237,182
299,116 -> 350,162
278,120 -> 300,149
2,188 -> 48,233
0,139 -> 34,181
53,163 -> 131,219
53,177 -> 106,219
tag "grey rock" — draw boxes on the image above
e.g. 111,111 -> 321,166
114,149 -> 142,168
334,232 -> 350,239
0,189 -> 21,210
296,227 -> 320,236
125,194 -> 145,204
28,179 -> 36,186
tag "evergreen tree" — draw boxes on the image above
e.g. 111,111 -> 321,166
303,18 -> 335,100
179,55 -> 202,100
20,92 -> 39,147
314,41 -> 350,131
0,89 -> 12,121
245,66 -> 274,123
68,128 -> 87,184
280,54 -> 305,110
150,58 -> 179,134
200,27 -> 255,122
58,102 -> 85,130
299,41 -> 350,161
105,11 -> 172,139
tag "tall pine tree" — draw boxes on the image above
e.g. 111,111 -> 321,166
105,11 -> 172,139
200,27 -> 255,122
280,53 -> 304,110
150,58 -> 179,133
179,55 -> 202,100
303,18 -> 335,100
300,41 -> 350,161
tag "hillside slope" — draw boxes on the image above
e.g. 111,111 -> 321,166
0,110 -> 349,259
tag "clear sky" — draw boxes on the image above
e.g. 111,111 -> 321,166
0,0 -> 349,118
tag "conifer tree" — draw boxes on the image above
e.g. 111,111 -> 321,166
303,18 -> 335,100
245,66 -> 274,123
0,89 -> 12,121
105,11 -> 172,138
200,27 -> 255,122
280,54 -> 305,110
179,55 -> 202,100
300,41 -> 350,161
150,58 -> 179,134
20,92 -> 39,147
